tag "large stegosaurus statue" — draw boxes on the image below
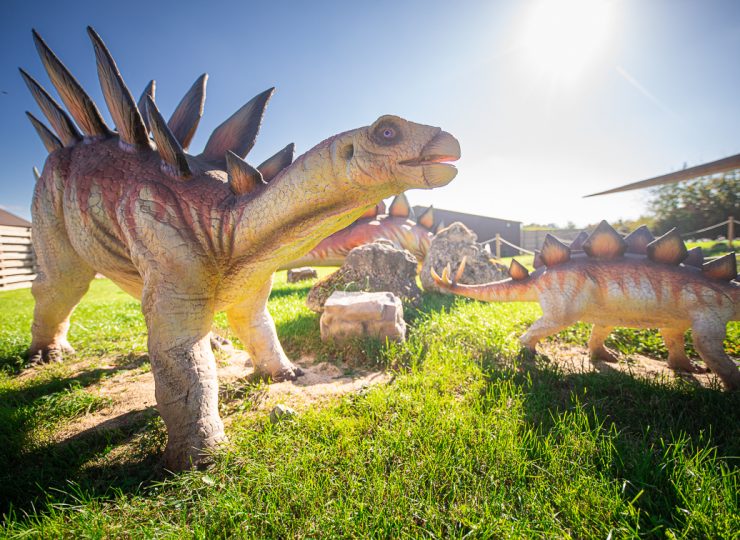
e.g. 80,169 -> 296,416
22,27 -> 460,468
433,221 -> 740,390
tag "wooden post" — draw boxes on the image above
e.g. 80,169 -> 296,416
729,216 -> 734,249
495,233 -> 501,258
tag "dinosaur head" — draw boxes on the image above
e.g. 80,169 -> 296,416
332,115 -> 460,191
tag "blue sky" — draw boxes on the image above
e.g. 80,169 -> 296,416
1,0 -> 739,226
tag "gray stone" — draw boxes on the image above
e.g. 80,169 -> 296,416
270,404 -> 297,424
320,291 -> 406,342
287,267 -> 318,283
307,240 -> 421,312
420,222 -> 508,291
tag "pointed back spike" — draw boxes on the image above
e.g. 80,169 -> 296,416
376,200 -> 387,216
19,68 -> 81,146
434,220 -> 446,234
33,166 -> 41,181
25,111 -> 63,153
582,220 -> 627,259
533,250 -> 544,269
226,151 -> 265,195
624,225 -> 655,255
540,234 -> 571,267
702,252 -> 737,281
647,228 -> 688,265
418,206 -> 434,229
683,246 -> 704,268
87,26 -> 149,149
569,231 -> 588,251
168,74 -> 207,151
146,96 -> 191,179
509,259 -> 530,280
258,143 -> 294,182
32,29 -> 109,138
389,193 -> 411,218
358,205 -> 378,219
201,87 -> 274,165
137,80 -> 156,132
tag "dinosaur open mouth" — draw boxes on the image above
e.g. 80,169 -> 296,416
399,130 -> 461,187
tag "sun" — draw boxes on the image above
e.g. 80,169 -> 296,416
520,0 -> 612,83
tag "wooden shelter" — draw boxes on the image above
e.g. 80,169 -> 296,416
0,209 -> 36,290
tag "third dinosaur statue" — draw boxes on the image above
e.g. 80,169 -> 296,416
23,27 -> 460,468
433,222 -> 740,390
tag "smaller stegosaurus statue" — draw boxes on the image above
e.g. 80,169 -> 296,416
432,221 -> 740,390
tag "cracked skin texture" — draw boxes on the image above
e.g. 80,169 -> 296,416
30,116 -> 460,470
434,251 -> 740,391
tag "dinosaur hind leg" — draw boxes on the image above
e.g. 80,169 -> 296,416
520,316 -> 575,355
588,325 -> 618,362
659,327 -> 707,374
691,317 -> 739,391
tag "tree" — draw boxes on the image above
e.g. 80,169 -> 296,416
648,173 -> 738,237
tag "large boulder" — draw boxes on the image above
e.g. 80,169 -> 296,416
287,267 -> 318,283
306,240 -> 421,313
320,291 -> 406,342
420,222 -> 508,291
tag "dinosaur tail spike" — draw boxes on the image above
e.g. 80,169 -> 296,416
226,150 -> 264,195
146,96 -> 191,179
418,206 -> 434,229
33,166 -> 41,181
258,143 -> 295,182
87,26 -> 149,149
624,225 -> 655,255
509,259 -> 530,280
702,252 -> 737,281
647,228 -> 688,265
25,111 -> 63,153
32,29 -> 110,138
441,263 -> 452,284
569,230 -> 589,251
19,68 -> 81,146
201,87 -> 275,166
454,256 -> 467,283
389,193 -> 412,218
137,80 -> 156,133
684,246 -> 704,268
168,73 -> 207,151
540,234 -> 571,267
582,220 -> 627,259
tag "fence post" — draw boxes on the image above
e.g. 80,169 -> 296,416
495,234 -> 501,258
729,216 -> 735,249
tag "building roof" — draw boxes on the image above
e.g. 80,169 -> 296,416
0,208 -> 32,228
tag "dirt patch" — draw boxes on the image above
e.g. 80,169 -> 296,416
539,342 -> 724,389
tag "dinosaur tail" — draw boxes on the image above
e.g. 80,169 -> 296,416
430,259 -> 538,303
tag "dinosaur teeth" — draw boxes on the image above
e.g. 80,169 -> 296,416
540,234 -> 571,267
569,231 -> 589,251
258,143 -> 295,182
509,259 -> 529,280
647,228 -> 688,265
137,80 -> 156,133
25,111 -> 63,153
32,29 -> 110,138
583,220 -> 627,259
87,26 -> 149,150
702,252 -> 737,281
168,74 -> 207,151
19,68 -> 81,147
226,151 -> 264,196
418,206 -> 434,229
624,225 -> 655,255
389,193 -> 413,219
201,87 -> 275,166
146,96 -> 191,179
683,247 -> 704,268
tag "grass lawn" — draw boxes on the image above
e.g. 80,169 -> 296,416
1,275 -> 738,538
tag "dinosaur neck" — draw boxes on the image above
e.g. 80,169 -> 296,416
230,138 -> 380,268
449,278 -> 539,303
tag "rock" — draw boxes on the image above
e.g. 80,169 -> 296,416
420,222 -> 508,291
287,267 -> 318,283
306,240 -> 421,312
320,291 -> 406,342
270,404 -> 297,424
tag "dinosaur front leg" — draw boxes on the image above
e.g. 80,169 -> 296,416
142,287 -> 226,470
659,327 -> 707,374
227,276 -> 303,381
588,325 -> 618,362
690,317 -> 740,391
520,316 -> 574,355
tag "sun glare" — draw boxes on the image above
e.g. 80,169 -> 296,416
521,0 -> 612,83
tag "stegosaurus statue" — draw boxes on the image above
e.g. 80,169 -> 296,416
283,192 -> 438,269
432,221 -> 740,390
22,27 -> 460,468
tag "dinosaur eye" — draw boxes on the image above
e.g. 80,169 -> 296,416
372,121 -> 402,145
382,128 -> 395,139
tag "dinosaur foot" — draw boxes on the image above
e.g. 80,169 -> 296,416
251,362 -> 304,383
209,333 -> 234,352
26,344 -> 74,366
668,357 -> 708,374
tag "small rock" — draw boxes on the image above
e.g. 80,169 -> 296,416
320,291 -> 406,342
287,267 -> 318,283
270,404 -> 297,424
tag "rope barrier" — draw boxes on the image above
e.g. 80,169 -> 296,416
679,219 -> 731,238
480,236 -> 535,255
